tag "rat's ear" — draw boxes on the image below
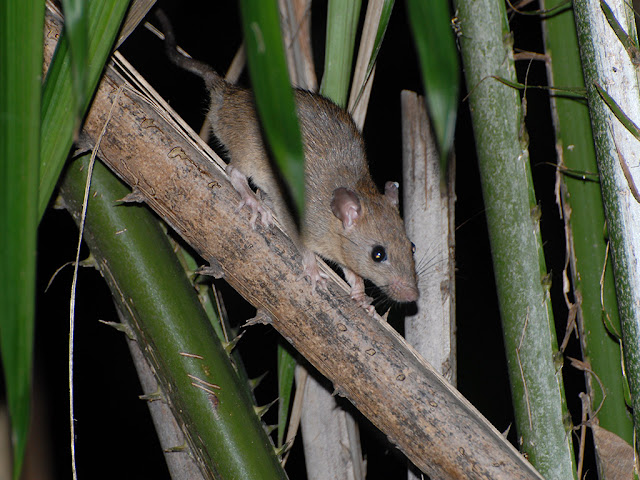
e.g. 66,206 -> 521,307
331,188 -> 361,229
384,181 -> 400,209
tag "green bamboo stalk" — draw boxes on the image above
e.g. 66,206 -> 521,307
0,1 -> 44,477
572,0 -> 640,455
59,154 -> 288,480
540,0 -> 634,459
452,0 -> 577,477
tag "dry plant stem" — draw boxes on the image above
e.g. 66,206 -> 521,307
300,376 -> 365,480
402,89 -> 456,480
68,91 -> 120,480
116,0 -> 157,48
348,0 -> 383,128
52,26 -> 545,480
279,0 -> 316,90
401,90 -> 456,385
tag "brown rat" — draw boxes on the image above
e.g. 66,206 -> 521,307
156,11 -> 419,306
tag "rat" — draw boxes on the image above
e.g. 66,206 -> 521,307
155,10 -> 419,307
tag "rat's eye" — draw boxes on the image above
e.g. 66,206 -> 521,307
411,242 -> 416,254
371,245 -> 387,262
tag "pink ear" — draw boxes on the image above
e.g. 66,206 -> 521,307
385,181 -> 399,207
331,188 -> 361,229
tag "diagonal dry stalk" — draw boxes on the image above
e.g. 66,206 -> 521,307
45,8 -> 544,479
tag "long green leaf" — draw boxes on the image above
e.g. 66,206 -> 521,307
237,0 -> 305,216
60,0 -> 88,124
0,1 -> 45,478
277,344 -> 296,447
406,0 -> 459,164
39,0 -> 129,219
238,0 -> 306,453
595,82 -> 640,138
321,0 -> 362,106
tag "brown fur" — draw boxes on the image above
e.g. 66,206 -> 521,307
157,10 -> 418,302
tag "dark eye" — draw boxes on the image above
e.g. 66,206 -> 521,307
371,245 -> 387,262
411,242 -> 416,254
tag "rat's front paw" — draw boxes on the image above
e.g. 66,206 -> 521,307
300,250 -> 328,292
350,289 -> 375,315
227,165 -> 273,228
343,267 -> 375,315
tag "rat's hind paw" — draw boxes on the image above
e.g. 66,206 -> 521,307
227,165 -> 273,228
237,193 -> 273,228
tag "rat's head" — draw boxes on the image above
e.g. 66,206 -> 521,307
330,182 -> 419,303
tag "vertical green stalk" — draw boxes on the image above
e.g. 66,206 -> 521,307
540,0 -> 634,457
321,0 -> 361,106
0,1 -> 44,478
572,0 -> 640,454
452,0 -> 577,477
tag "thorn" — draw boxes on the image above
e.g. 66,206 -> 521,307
79,252 -> 97,268
249,371 -> 269,391
196,257 -> 224,279
254,397 -> 278,419
52,194 -> 66,210
117,188 -> 147,204
139,390 -> 163,402
274,439 -> 294,458
164,443 -> 188,453
245,309 -> 274,326
331,386 -> 347,398
264,424 -> 277,435
99,320 -> 135,340
223,330 -> 245,354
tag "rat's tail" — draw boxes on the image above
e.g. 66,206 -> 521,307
155,9 -> 225,94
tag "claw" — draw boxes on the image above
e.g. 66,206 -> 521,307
343,267 -> 375,315
300,250 -> 328,292
227,165 -> 273,229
